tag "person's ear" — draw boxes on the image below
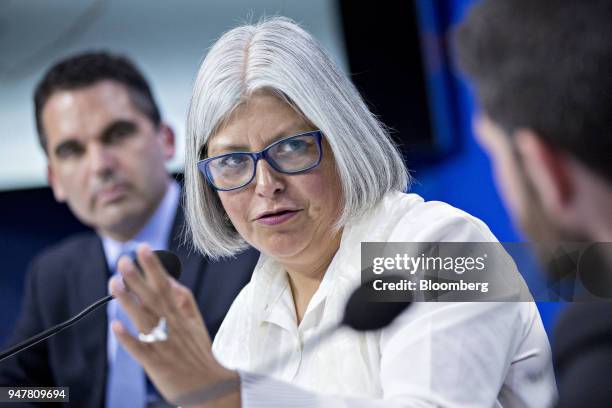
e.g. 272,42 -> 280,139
513,129 -> 574,219
47,164 -> 66,203
158,123 -> 175,160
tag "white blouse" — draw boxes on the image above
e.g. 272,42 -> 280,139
212,192 -> 557,407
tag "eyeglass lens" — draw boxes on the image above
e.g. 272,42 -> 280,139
206,133 -> 320,190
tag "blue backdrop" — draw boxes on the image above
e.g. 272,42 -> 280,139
408,0 -> 565,337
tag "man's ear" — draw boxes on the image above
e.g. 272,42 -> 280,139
514,129 -> 574,219
47,164 -> 66,203
158,123 -> 175,160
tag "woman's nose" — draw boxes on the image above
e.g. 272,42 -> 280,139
254,159 -> 285,197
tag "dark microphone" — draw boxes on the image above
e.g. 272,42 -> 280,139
341,276 -> 412,331
0,250 -> 181,363
174,275 -> 412,406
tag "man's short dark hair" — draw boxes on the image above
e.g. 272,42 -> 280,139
34,51 -> 161,153
454,0 -> 612,183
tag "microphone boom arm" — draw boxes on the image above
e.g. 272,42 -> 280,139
0,295 -> 113,363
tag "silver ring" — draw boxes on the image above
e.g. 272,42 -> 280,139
138,317 -> 168,343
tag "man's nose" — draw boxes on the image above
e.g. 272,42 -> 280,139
88,143 -> 116,176
254,159 -> 285,197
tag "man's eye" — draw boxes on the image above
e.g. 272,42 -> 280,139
107,127 -> 133,143
55,143 -> 84,159
103,122 -> 137,145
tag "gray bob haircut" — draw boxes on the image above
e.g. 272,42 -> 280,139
185,17 -> 409,259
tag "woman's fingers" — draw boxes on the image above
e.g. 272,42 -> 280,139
107,251 -> 229,403
117,256 -> 160,309
109,275 -> 159,334
136,245 -> 173,301
116,244 -> 176,317
112,244 -> 193,343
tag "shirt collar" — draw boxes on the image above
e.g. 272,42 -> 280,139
252,222 -> 358,331
101,181 -> 180,273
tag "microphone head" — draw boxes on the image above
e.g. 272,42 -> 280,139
152,250 -> 182,280
132,250 -> 182,280
341,276 -> 411,332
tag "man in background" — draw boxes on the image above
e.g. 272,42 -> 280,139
455,0 -> 612,406
0,52 -> 258,407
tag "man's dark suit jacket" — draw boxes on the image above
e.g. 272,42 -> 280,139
554,302 -> 612,407
0,207 -> 259,407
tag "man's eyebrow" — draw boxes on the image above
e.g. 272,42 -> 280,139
100,119 -> 138,140
52,120 -> 139,156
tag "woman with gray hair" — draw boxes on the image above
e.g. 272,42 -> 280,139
108,17 -> 556,407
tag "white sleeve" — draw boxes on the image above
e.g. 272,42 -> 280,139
239,302 -> 525,408
240,370 -> 408,407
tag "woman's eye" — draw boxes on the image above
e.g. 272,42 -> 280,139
278,139 -> 307,153
219,155 -> 249,168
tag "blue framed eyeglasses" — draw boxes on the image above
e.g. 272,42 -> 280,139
198,130 -> 323,191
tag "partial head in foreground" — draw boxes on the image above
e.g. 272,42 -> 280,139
454,0 -> 612,242
185,17 -> 409,260
35,52 -> 175,241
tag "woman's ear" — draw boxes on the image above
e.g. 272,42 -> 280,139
514,129 -> 574,220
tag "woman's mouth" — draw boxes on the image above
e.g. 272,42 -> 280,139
256,209 -> 301,226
